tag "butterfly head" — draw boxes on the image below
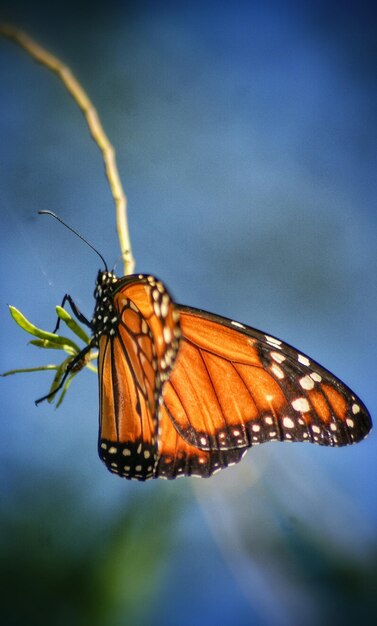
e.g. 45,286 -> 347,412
94,270 -> 118,292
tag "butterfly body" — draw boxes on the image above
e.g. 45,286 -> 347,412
86,271 -> 372,480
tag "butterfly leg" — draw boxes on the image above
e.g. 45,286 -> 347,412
53,294 -> 92,334
34,343 -> 92,405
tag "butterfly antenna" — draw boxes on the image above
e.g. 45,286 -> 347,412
38,211 -> 108,271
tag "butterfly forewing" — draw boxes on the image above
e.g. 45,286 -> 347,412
97,274 -> 180,480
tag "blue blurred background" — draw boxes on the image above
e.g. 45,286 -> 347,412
0,2 -> 376,625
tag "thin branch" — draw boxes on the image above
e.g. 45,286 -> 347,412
0,23 -> 135,275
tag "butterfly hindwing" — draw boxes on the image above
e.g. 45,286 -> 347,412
162,306 -> 371,455
155,404 -> 246,479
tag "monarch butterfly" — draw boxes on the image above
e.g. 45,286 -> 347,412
36,213 -> 372,480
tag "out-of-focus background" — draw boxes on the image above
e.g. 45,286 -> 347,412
0,2 -> 376,625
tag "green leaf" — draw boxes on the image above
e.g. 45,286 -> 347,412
8,306 -> 80,351
29,339 -> 76,354
47,357 -> 72,404
47,350 -> 91,406
5,305 -> 98,405
56,305 -> 91,344
1,365 -> 59,377
56,371 -> 79,407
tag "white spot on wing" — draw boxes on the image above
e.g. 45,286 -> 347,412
163,326 -> 172,343
299,375 -> 315,390
271,351 -> 286,364
298,354 -> 310,367
292,397 -> 310,413
265,335 -> 282,348
310,372 -> 322,382
283,416 -> 295,429
271,364 -> 285,379
231,321 -> 245,329
160,301 -> 169,318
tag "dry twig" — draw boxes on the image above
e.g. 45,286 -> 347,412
0,23 -> 135,275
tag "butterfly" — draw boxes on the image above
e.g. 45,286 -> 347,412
37,266 -> 372,481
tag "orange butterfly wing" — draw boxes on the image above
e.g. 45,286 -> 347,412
98,275 -> 180,480
161,306 -> 372,461
154,404 -> 246,479
96,274 -> 371,481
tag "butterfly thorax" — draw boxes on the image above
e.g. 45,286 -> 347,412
91,270 -> 119,345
